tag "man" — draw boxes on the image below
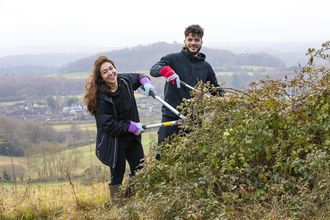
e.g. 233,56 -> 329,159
150,24 -> 223,146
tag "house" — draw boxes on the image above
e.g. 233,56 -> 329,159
63,105 -> 85,116
73,109 -> 84,116
34,102 -> 47,108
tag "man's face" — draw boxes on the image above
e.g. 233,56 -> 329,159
184,33 -> 203,56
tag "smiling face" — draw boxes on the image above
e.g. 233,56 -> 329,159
184,33 -> 203,57
100,62 -> 118,91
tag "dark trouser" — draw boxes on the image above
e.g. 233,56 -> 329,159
157,115 -> 181,144
110,139 -> 144,185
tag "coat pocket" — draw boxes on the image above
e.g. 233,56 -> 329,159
96,134 -> 118,168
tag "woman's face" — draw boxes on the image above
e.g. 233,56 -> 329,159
100,62 -> 118,87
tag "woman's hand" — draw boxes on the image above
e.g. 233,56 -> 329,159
128,121 -> 145,135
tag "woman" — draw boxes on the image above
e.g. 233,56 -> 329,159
84,56 -> 155,198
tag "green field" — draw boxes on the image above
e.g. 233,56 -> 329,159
0,100 -> 26,106
215,65 -> 279,76
0,120 -> 159,168
52,122 -> 97,131
47,71 -> 149,80
47,72 -> 89,79
239,65 -> 277,70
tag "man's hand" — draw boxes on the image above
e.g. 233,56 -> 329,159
159,66 -> 181,88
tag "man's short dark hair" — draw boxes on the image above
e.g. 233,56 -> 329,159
184,24 -> 204,39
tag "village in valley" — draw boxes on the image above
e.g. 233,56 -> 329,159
0,94 -> 162,123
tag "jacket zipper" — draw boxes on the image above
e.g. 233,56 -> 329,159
112,137 -> 118,168
111,95 -> 118,168
97,134 -> 106,156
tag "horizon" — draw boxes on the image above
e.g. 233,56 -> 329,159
0,40 -> 326,58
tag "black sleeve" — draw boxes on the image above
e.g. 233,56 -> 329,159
94,99 -> 130,136
119,73 -> 150,91
150,55 -> 172,77
210,87 -> 225,97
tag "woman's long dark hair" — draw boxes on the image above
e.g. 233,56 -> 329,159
84,56 -> 116,116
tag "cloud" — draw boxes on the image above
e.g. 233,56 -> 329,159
1,0 -> 329,50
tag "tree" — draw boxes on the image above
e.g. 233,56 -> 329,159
16,87 -> 39,97
0,164 -> 26,182
230,73 -> 241,89
67,97 -> 76,107
47,96 -> 58,111
2,170 -> 10,181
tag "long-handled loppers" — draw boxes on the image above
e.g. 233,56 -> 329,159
140,85 -> 186,130
142,120 -> 179,129
141,85 -> 186,120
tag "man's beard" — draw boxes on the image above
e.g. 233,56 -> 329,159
186,45 -> 201,56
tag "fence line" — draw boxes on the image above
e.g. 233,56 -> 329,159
0,116 -> 159,210
0,127 -> 158,210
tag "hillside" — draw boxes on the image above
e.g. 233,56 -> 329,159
61,42 -> 286,73
0,53 -> 92,77
0,42 -> 287,77
0,53 -> 91,68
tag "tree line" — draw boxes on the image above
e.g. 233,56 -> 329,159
0,116 -> 96,157
0,76 -> 85,102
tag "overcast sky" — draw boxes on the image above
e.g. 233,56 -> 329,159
0,0 -> 329,51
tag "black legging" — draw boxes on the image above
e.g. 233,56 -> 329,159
158,115 -> 181,144
110,139 -> 144,185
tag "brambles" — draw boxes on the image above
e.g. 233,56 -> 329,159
118,41 -> 330,219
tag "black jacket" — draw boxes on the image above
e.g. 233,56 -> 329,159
94,73 -> 144,168
150,47 -> 220,119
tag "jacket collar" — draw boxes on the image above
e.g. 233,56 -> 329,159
98,76 -> 130,103
181,47 -> 206,61
99,93 -> 113,103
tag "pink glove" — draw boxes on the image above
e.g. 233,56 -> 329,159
128,121 -> 145,136
159,66 -> 181,88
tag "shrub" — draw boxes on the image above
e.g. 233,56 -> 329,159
118,41 -> 330,219
0,164 -> 26,182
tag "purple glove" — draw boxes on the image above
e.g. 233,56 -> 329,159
140,77 -> 155,96
128,121 -> 145,135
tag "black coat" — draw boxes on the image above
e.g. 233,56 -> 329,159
94,73 -> 144,168
150,47 -> 220,119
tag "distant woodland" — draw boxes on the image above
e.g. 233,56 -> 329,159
61,42 -> 286,73
0,77 -> 85,102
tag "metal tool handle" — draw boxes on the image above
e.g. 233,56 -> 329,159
142,120 -> 179,129
180,81 -> 210,98
140,85 -> 186,120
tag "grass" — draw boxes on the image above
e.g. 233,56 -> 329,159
0,181 -> 113,219
239,65 -> 277,70
215,65 -> 279,76
47,72 -> 89,79
52,122 -> 97,131
0,100 -> 26,106
47,71 -> 149,80
0,125 -> 159,219
0,155 -> 24,167
215,71 -> 234,76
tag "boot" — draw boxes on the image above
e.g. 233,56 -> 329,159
109,184 -> 120,199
